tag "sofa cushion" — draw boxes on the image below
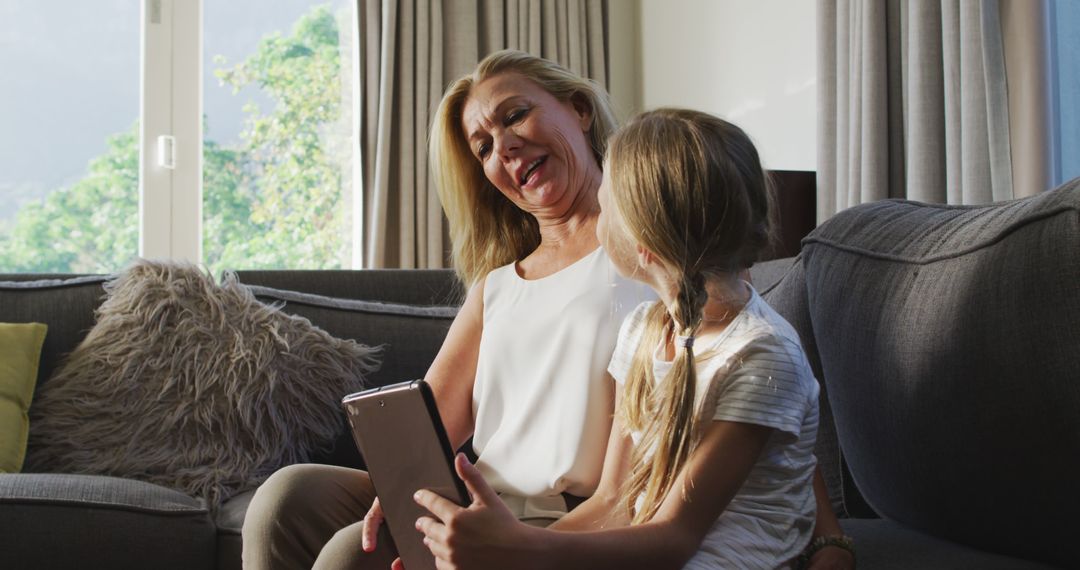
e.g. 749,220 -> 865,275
0,275 -> 108,393
0,473 -> 215,569
801,178 -> 1080,567
233,269 -> 463,306
24,260 -> 381,509
243,284 -> 459,468
0,322 -> 48,473
840,519 -> 1059,569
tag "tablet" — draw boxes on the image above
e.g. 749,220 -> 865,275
341,380 -> 469,570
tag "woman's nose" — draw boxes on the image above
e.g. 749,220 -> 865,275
494,131 -> 523,160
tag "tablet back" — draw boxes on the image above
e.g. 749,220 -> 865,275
342,380 -> 468,570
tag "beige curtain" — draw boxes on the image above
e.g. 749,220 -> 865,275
816,0 -> 1054,223
358,0 -> 609,269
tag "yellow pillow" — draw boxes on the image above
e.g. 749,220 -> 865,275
0,322 -> 47,473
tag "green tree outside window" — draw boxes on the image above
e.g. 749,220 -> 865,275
0,5 -> 351,276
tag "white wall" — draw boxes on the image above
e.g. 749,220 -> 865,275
630,0 -> 817,171
607,0 -> 642,123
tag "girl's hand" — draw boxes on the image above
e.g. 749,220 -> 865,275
806,545 -> 855,570
413,454 -> 539,570
362,498 -> 407,570
361,497 -> 385,553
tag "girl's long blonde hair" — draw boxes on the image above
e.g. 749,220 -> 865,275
609,108 -> 776,524
430,50 -> 617,285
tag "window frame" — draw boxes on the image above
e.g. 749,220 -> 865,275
140,0 -> 202,263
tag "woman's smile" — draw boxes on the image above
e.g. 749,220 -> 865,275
518,155 -> 548,187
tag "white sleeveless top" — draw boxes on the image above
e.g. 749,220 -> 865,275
472,248 -> 653,506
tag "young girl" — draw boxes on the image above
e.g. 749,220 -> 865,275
412,109 -> 826,569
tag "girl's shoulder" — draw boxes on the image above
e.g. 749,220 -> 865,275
618,299 -> 660,339
608,300 -> 661,385
628,298 -> 659,319
700,330 -> 820,438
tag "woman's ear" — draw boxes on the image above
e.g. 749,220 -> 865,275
570,92 -> 593,132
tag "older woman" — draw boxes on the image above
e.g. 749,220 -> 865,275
242,50 -> 852,570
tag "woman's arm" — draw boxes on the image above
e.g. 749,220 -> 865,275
364,279 -> 485,556
548,379 -> 633,531
415,419 -> 773,570
423,279 -> 485,451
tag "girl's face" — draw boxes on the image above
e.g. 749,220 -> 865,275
596,166 -> 642,280
460,72 -> 597,215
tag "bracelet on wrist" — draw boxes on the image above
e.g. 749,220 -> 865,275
795,534 -> 855,568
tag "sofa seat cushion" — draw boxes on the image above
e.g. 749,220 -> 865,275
802,179 -> 1080,567
215,489 -> 255,570
841,518 -> 1059,569
0,473 -> 215,569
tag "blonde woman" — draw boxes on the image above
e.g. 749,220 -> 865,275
413,109 -> 853,569
243,53 -> 849,570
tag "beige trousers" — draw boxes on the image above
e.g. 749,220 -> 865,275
242,464 -> 398,570
242,463 -> 574,569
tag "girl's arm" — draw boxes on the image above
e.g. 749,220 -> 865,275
806,468 -> 855,569
415,418 -> 772,570
744,268 -> 851,568
548,378 -> 634,531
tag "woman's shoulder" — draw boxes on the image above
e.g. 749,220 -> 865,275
479,258 -> 522,289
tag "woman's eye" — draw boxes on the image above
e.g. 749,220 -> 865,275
477,143 -> 491,158
506,108 -> 527,124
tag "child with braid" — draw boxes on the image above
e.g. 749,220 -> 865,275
412,109 -> 831,569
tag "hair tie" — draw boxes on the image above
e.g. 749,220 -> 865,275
676,335 -> 695,349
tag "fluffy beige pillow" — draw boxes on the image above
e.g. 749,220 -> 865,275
25,260 -> 380,508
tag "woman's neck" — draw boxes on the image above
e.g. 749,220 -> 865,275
532,176 -> 602,255
514,176 -> 601,279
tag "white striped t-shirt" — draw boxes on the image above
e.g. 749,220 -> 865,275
608,286 -> 820,569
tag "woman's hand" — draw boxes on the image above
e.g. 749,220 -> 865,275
413,454 -> 541,570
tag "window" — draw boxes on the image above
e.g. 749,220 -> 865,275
0,1 -> 141,273
203,1 -> 357,273
1050,0 -> 1079,186
0,0 -> 358,274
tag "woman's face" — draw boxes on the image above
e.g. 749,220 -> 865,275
596,166 -> 641,280
461,72 -> 598,214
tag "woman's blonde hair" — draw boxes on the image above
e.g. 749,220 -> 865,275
608,108 -> 776,524
430,50 -> 618,285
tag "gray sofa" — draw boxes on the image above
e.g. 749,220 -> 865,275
2,177 -> 1076,569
